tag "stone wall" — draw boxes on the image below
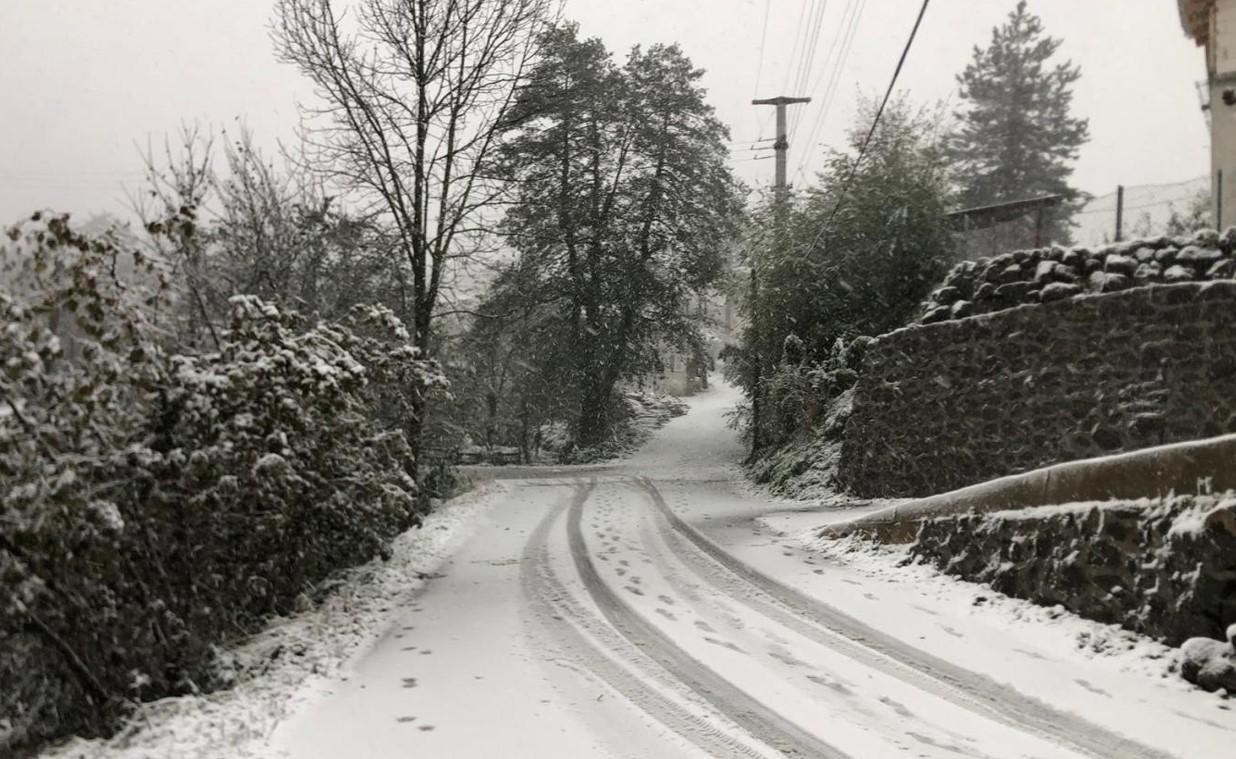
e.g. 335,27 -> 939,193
908,494 -> 1236,646
837,281 -> 1236,498
921,229 -> 1236,324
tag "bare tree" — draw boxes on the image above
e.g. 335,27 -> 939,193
272,0 -> 551,360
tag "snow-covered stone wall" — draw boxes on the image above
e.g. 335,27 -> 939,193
908,494 -> 1236,646
838,281 -> 1236,497
921,229 -> 1236,323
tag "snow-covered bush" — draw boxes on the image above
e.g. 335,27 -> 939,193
1,214 -> 444,755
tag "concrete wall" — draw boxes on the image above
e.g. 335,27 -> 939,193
837,281 -> 1236,498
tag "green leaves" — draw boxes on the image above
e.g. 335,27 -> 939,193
490,24 -> 741,445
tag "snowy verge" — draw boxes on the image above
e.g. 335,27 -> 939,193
760,521 -> 1184,682
39,483 -> 506,759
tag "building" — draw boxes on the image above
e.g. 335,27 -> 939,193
1180,0 -> 1236,227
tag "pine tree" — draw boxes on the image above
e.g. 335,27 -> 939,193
950,1 -> 1089,246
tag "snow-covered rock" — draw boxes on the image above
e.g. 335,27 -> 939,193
1180,636 -> 1236,692
920,227 -> 1236,322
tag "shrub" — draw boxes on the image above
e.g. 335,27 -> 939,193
1,214 -> 443,754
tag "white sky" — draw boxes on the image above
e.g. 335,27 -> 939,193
0,0 -> 1211,224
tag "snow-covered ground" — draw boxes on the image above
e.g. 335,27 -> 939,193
43,378 -> 1236,758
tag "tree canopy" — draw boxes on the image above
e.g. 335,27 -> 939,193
949,0 -> 1089,244
483,25 -> 743,447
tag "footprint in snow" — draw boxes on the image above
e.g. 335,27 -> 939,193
694,620 -> 716,633
703,636 -> 747,654
401,677 -> 418,688
418,725 -> 435,732
655,608 -> 677,621
396,716 -> 417,723
878,695 -> 913,717
657,595 -> 675,605
615,568 -> 626,577
806,674 -> 852,696
906,731 -> 968,755
401,646 -> 418,651
1075,679 -> 1112,697
420,649 -> 432,655
624,586 -> 644,596
768,649 -> 810,668
939,626 -> 964,639
618,559 -> 629,567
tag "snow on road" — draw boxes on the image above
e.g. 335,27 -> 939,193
267,379 -> 1236,758
57,379 -> 1236,758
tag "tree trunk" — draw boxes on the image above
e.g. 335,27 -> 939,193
577,369 -> 613,449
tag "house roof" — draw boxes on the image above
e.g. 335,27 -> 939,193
944,195 -> 1063,231
1180,0 -> 1212,45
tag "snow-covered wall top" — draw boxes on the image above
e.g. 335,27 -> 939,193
839,281 -> 1236,498
921,228 -> 1236,323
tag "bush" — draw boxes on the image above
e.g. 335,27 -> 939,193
1,214 -> 443,754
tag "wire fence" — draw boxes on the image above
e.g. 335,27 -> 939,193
1072,176 -> 1209,245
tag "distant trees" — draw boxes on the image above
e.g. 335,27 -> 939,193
483,25 -> 742,447
137,128 -> 394,351
949,0 -> 1089,245
1165,186 -> 1213,237
735,99 -> 954,450
273,0 -> 551,452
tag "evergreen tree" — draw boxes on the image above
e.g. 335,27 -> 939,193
950,1 -> 1089,246
494,25 -> 742,447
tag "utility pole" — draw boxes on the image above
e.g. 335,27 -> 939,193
752,96 -> 812,204
748,95 -> 811,455
1115,184 -> 1125,243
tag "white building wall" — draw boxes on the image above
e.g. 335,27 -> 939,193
1211,0 -> 1236,227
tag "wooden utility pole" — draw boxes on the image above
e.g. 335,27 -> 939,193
748,95 -> 811,455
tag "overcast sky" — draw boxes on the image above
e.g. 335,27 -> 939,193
0,0 -> 1211,224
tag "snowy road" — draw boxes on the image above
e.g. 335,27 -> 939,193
271,382 -> 1236,759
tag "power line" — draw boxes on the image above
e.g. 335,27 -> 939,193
793,0 -> 865,179
751,0 -> 772,104
803,0 -> 931,254
781,0 -> 814,95
788,0 -> 830,140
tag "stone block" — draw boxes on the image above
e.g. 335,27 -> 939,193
1206,259 -> 1236,279
1104,254 -> 1138,275
1177,246 -> 1223,266
1163,264 -> 1194,282
1040,282 -> 1081,302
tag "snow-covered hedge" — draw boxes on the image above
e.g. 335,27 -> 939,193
0,214 -> 444,754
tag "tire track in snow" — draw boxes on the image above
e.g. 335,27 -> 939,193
563,484 -> 849,759
519,482 -> 780,759
638,478 -> 1174,759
